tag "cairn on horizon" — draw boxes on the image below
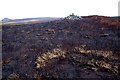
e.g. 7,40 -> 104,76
66,13 -> 82,20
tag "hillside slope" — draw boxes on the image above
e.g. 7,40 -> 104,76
2,16 -> 120,79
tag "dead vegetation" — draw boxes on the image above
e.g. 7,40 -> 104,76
2,15 -> 120,79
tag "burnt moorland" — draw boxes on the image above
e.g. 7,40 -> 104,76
2,15 -> 120,79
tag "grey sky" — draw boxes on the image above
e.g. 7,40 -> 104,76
0,0 -> 119,20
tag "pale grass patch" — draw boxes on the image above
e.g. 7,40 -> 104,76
73,47 -> 119,73
88,59 -> 119,73
35,48 -> 66,68
73,47 -> 118,59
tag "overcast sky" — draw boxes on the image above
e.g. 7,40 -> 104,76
0,0 -> 119,20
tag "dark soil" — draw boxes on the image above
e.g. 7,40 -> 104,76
2,16 -> 120,79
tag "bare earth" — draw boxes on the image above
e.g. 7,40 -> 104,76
2,16 -> 120,79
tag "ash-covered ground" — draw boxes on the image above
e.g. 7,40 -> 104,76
2,16 -> 120,79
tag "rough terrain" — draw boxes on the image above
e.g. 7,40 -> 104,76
2,15 -> 120,79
